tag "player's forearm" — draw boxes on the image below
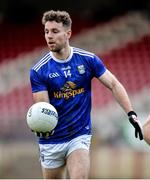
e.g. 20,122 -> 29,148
99,70 -> 134,113
111,81 -> 133,114
33,91 -> 50,103
110,78 -> 143,140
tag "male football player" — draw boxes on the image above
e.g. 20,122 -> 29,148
30,10 -> 143,179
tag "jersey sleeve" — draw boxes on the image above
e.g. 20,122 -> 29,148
90,55 -> 107,78
30,69 -> 48,93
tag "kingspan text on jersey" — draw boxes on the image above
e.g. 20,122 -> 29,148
54,88 -> 85,99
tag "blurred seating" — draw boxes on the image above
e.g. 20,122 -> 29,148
0,12 -> 150,137
0,22 -> 45,62
0,18 -> 94,136
1,34 -> 149,135
92,35 -> 150,108
0,18 -> 93,63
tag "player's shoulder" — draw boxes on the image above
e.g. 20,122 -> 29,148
72,47 -> 95,58
31,52 -> 52,72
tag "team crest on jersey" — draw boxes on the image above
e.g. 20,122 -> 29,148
77,65 -> 85,74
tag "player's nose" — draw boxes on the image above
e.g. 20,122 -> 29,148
46,31 -> 53,39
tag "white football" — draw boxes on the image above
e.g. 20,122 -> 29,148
26,102 -> 58,132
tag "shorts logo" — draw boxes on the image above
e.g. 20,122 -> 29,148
49,72 -> 60,78
81,141 -> 88,147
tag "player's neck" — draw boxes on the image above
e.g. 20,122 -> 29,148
52,45 -> 71,60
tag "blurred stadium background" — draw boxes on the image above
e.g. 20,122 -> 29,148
0,0 -> 150,178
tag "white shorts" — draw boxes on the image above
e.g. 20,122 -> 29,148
39,134 -> 92,169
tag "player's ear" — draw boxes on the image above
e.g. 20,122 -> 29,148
66,29 -> 72,39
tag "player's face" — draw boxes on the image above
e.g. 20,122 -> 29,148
44,21 -> 71,52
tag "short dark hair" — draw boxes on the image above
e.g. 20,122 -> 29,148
42,10 -> 72,28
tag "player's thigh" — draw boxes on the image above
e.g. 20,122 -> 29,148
66,148 -> 90,179
42,165 -> 66,179
39,143 -> 67,179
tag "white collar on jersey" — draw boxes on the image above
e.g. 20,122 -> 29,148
50,47 -> 73,63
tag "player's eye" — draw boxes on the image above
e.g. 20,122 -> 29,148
52,29 -> 59,33
44,29 -> 49,34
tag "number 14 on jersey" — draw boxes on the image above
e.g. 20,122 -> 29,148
64,70 -> 71,78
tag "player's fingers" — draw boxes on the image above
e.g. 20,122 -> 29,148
139,131 -> 143,140
135,128 -> 143,140
35,132 -> 40,137
45,132 -> 50,137
135,130 -> 138,138
136,123 -> 143,140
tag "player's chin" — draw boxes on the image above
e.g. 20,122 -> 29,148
48,46 -> 57,52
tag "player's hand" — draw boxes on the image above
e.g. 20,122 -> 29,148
128,111 -> 143,140
31,130 -> 54,138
